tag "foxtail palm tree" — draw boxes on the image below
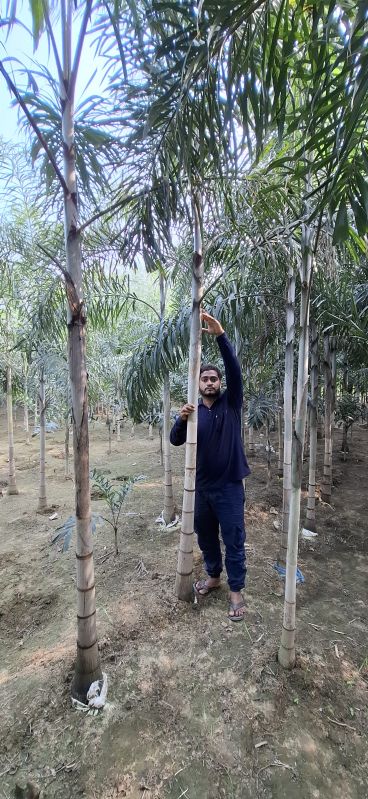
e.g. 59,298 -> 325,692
175,196 -> 204,600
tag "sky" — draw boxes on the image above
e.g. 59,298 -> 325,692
0,4 -> 105,143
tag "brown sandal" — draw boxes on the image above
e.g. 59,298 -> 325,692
228,599 -> 245,622
193,579 -> 220,596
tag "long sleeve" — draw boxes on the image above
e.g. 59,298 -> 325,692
216,333 -> 243,409
170,415 -> 188,446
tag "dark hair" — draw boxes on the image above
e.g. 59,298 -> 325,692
199,363 -> 222,379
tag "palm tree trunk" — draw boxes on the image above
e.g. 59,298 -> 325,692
342,424 -> 348,459
23,355 -> 30,446
279,224 -> 312,669
148,422 -> 153,440
320,334 -> 334,503
266,418 -> 272,484
34,387 -> 38,428
305,322 -> 318,532
37,367 -> 47,512
65,416 -> 70,477
58,0 -> 101,700
163,374 -> 176,523
116,380 -> 121,442
107,410 -> 112,454
175,196 -> 204,601
248,424 -> 255,454
279,263 -> 295,564
277,389 -> 283,477
159,274 -> 176,525
7,365 -> 19,495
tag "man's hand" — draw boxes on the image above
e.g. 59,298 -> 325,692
201,310 -> 224,337
179,403 -> 195,421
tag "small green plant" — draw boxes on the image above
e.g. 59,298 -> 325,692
90,469 -> 144,555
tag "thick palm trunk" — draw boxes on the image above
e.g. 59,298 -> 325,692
58,0 -> 101,699
37,368 -> 47,512
160,275 -> 176,525
7,365 -> 19,495
175,197 -> 203,601
279,225 -> 312,669
320,335 -> 335,503
279,263 -> 295,564
305,322 -> 318,532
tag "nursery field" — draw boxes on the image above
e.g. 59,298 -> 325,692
0,413 -> 367,799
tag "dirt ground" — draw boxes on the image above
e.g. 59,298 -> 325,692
0,411 -> 367,799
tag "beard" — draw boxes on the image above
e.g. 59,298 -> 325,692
199,387 -> 221,400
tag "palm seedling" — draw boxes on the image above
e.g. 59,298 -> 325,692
90,469 -> 143,555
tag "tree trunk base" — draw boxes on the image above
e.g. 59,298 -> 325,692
278,639 -> 296,669
71,647 -> 102,704
175,572 -> 193,602
163,509 -> 176,525
303,518 -> 317,533
8,486 -> 19,495
320,490 -> 332,504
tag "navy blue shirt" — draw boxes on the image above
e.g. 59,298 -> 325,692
170,333 -> 251,488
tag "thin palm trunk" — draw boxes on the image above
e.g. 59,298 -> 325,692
320,334 -> 334,503
266,418 -> 272,484
279,224 -> 312,669
34,387 -> 38,428
23,355 -> 30,446
280,263 -> 295,564
107,409 -> 112,454
175,196 -> 204,601
162,374 -> 176,523
277,389 -> 283,477
37,367 -> 47,512
65,416 -> 70,477
116,379 -> 121,442
7,365 -> 18,495
65,381 -> 70,478
342,424 -> 348,459
305,322 -> 318,532
159,274 -> 176,525
56,0 -> 101,699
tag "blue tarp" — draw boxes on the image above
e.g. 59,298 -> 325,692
273,563 -> 305,584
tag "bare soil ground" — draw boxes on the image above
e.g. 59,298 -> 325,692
0,413 -> 367,799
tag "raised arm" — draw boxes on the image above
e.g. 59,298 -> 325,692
201,311 -> 243,409
216,333 -> 243,409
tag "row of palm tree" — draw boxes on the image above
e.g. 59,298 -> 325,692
1,0 -> 367,696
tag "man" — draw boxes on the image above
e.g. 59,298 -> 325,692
170,310 -> 250,621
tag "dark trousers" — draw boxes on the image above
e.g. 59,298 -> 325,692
194,481 -> 246,592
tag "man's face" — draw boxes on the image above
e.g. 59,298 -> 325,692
199,370 -> 221,399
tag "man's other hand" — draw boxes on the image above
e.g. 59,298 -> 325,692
179,403 -> 195,420
201,310 -> 224,337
